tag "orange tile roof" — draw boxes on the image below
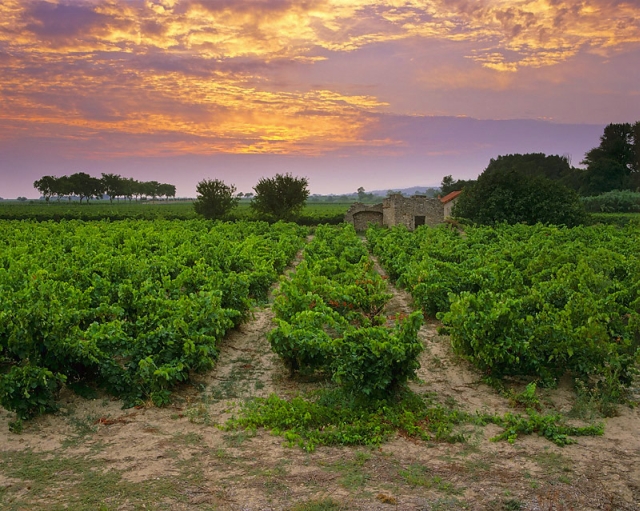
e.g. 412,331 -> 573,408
440,189 -> 462,204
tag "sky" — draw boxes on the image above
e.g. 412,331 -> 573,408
1,0 -> 639,198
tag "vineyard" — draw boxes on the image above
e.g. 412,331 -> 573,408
0,220 -> 306,420
0,220 -> 639,509
367,223 -> 640,411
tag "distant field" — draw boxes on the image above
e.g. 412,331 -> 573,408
0,200 -> 353,223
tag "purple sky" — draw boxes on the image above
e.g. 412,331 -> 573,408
1,0 -> 639,198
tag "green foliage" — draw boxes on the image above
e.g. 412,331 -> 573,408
580,122 -> 640,195
506,382 -> 541,411
367,223 -> 640,406
269,224 -> 423,398
251,173 -> 310,221
491,410 -> 603,446
441,175 -> 476,195
582,190 -> 640,213
0,201 -> 199,221
480,153 -> 580,189
227,388 -> 603,451
453,167 -> 588,227
331,313 -> 423,397
0,220 -> 307,419
193,178 -> 240,219
0,365 -> 66,419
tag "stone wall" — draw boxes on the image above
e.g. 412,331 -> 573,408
344,195 -> 445,231
383,194 -> 444,230
344,203 -> 384,231
443,197 -> 458,218
353,210 -> 383,231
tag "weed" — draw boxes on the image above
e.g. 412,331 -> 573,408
8,418 -> 23,434
173,432 -> 203,446
503,499 -> 523,510
534,451 -> 572,475
324,455 -> 371,490
226,387 -> 604,451
222,429 -> 256,447
429,496 -> 470,510
289,498 -> 346,511
399,465 -> 462,495
184,402 -> 212,424
506,382 -> 541,411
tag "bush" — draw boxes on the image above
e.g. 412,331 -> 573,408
0,365 -> 66,419
454,168 -> 588,227
582,190 -> 640,213
251,173 -> 309,221
194,179 -> 239,219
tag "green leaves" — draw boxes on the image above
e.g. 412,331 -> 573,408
270,224 -> 423,398
0,365 -> 66,420
0,220 -> 307,418
368,223 -> 640,406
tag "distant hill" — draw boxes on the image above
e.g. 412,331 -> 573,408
368,186 -> 440,197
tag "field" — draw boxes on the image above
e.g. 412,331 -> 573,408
0,200 -> 351,224
0,221 -> 639,510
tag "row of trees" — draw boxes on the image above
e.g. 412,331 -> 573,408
443,121 -> 640,226
33,173 -> 176,204
194,173 -> 309,221
443,121 -> 640,198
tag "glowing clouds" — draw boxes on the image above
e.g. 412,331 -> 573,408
0,0 -> 639,159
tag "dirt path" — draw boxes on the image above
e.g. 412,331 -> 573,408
0,245 -> 639,510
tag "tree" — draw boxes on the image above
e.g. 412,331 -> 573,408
157,183 -> 176,200
33,175 -> 57,203
440,175 -> 476,195
101,173 -> 124,203
484,154 -> 574,180
357,187 -> 366,201
194,179 -> 239,219
580,122 -> 640,194
251,173 -> 309,220
52,176 -> 73,202
69,172 -> 102,204
453,166 -> 587,227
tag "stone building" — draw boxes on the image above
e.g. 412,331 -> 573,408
440,189 -> 462,218
345,193 -> 448,231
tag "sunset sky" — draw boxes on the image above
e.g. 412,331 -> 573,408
1,0 -> 639,198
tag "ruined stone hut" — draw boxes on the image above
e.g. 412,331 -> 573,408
344,190 -> 461,231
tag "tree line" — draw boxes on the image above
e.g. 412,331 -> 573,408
441,121 -> 640,226
33,173 -> 176,204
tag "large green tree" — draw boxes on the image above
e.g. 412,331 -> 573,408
454,167 -> 587,227
580,122 -> 640,194
194,179 -> 239,219
482,153 -> 581,190
69,172 -> 103,204
101,173 -> 124,203
440,175 -> 476,195
33,175 -> 57,203
251,173 -> 309,220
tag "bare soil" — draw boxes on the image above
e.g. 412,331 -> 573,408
1,248 -> 639,510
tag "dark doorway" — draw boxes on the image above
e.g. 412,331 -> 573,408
415,216 -> 425,227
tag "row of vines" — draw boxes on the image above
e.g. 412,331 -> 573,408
367,223 -> 640,407
0,219 -> 307,420
269,224 -> 424,398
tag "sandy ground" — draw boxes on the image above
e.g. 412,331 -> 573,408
0,247 -> 639,510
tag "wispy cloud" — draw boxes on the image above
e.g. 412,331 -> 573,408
0,0 -> 638,158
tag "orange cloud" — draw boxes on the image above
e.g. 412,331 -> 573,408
0,0 -> 638,157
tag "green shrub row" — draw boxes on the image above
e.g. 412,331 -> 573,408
269,224 -> 423,398
582,190 -> 640,213
0,220 -> 307,419
367,223 -> 640,404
